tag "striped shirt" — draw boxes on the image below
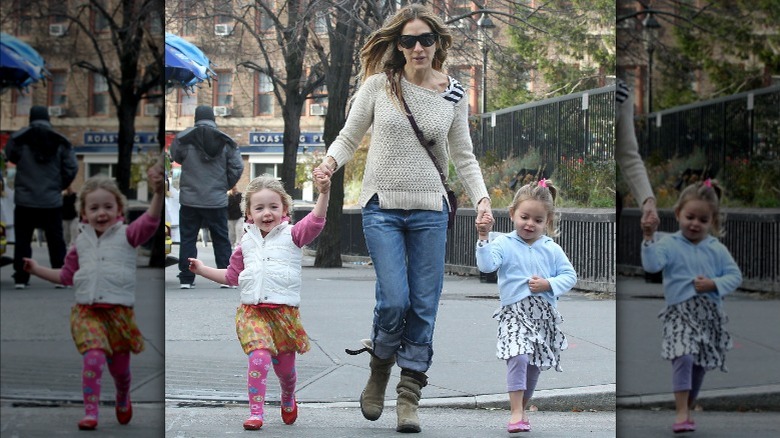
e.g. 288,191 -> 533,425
441,76 -> 465,104
616,79 -> 630,104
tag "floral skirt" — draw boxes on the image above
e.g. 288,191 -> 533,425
659,295 -> 731,371
236,304 -> 310,355
70,305 -> 144,355
493,295 -> 568,371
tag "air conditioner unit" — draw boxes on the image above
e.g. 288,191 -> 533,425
215,24 -> 233,36
213,106 -> 231,116
310,104 -> 327,116
48,106 -> 64,117
145,104 -> 161,116
49,24 -> 66,37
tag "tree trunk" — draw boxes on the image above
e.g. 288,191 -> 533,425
315,7 -> 360,268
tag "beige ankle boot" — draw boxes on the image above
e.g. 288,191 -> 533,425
360,354 -> 395,421
395,369 -> 427,433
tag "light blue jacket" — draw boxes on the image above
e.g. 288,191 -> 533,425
641,231 -> 742,307
476,233 -> 577,308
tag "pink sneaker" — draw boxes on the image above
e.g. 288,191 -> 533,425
508,419 -> 531,433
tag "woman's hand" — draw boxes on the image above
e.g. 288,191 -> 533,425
476,197 -> 492,225
22,257 -> 38,274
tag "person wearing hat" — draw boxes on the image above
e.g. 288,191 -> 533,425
170,105 -> 243,288
6,105 -> 78,289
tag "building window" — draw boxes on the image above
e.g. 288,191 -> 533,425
214,72 -> 233,107
13,90 -> 32,117
215,0 -> 233,25
147,9 -> 163,35
143,84 -> 163,116
92,73 -> 110,116
182,0 -> 198,36
256,72 -> 273,115
178,89 -> 197,116
252,163 -> 280,179
49,0 -> 68,24
92,0 -> 110,33
313,11 -> 328,34
49,71 -> 68,107
13,0 -> 33,35
87,163 -> 118,178
256,9 -> 274,33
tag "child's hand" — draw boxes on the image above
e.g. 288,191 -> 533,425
693,275 -> 716,293
148,163 -> 165,194
475,212 -> 494,237
312,167 -> 331,194
22,257 -> 38,274
188,258 -> 204,275
529,275 -> 550,293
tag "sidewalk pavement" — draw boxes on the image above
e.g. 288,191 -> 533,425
616,275 -> 780,411
164,244 -> 616,413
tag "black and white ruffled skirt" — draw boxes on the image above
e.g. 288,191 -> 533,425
658,295 -> 731,371
493,295 -> 568,371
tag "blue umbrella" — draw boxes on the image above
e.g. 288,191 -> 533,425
165,33 -> 214,91
0,32 -> 49,91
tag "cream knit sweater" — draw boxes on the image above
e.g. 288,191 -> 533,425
327,73 -> 489,211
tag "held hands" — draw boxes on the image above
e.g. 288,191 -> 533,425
148,161 -> 165,194
529,275 -> 550,293
693,275 -> 716,293
475,211 -> 494,240
641,198 -> 659,240
312,167 -> 332,194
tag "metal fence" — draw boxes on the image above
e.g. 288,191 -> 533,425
296,206 -> 616,293
470,85 -> 616,195
618,208 -> 780,292
635,85 -> 780,179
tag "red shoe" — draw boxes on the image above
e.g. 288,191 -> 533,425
507,419 -> 531,433
243,416 -> 263,430
281,399 -> 298,425
78,416 -> 98,430
116,398 -> 132,425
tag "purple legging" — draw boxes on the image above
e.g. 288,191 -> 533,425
506,354 -> 541,399
672,354 -> 706,401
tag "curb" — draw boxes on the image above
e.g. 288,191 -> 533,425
617,384 -> 780,411
301,384 -> 616,412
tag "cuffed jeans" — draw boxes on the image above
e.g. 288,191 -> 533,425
362,195 -> 448,372
13,205 -> 66,285
178,205 -> 231,285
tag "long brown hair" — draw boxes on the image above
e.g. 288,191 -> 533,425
359,4 -> 452,102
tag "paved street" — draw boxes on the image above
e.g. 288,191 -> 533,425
3,243 -> 779,436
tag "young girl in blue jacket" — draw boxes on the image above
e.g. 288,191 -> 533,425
641,179 -> 741,433
475,180 -> 577,433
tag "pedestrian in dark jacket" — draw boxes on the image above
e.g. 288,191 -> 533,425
170,105 -> 243,288
6,105 -> 78,288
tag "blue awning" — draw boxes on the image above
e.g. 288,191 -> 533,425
0,32 -> 49,91
165,33 -> 214,91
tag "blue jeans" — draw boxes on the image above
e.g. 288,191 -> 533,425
362,195 -> 448,372
178,205 -> 231,285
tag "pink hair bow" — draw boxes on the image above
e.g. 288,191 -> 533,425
704,178 -> 712,188
538,179 -> 547,188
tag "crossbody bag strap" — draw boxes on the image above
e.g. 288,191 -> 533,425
388,71 -> 451,192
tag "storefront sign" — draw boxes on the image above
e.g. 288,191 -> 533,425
249,132 -> 324,146
83,132 -> 158,145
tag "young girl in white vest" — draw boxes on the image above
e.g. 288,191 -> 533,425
23,165 -> 164,430
187,169 -> 331,430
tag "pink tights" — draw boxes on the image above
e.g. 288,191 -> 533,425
246,349 -> 297,419
81,349 -> 131,419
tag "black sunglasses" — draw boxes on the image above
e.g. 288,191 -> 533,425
398,33 -> 437,49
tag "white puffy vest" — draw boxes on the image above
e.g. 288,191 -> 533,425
238,222 -> 302,306
73,222 -> 138,306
